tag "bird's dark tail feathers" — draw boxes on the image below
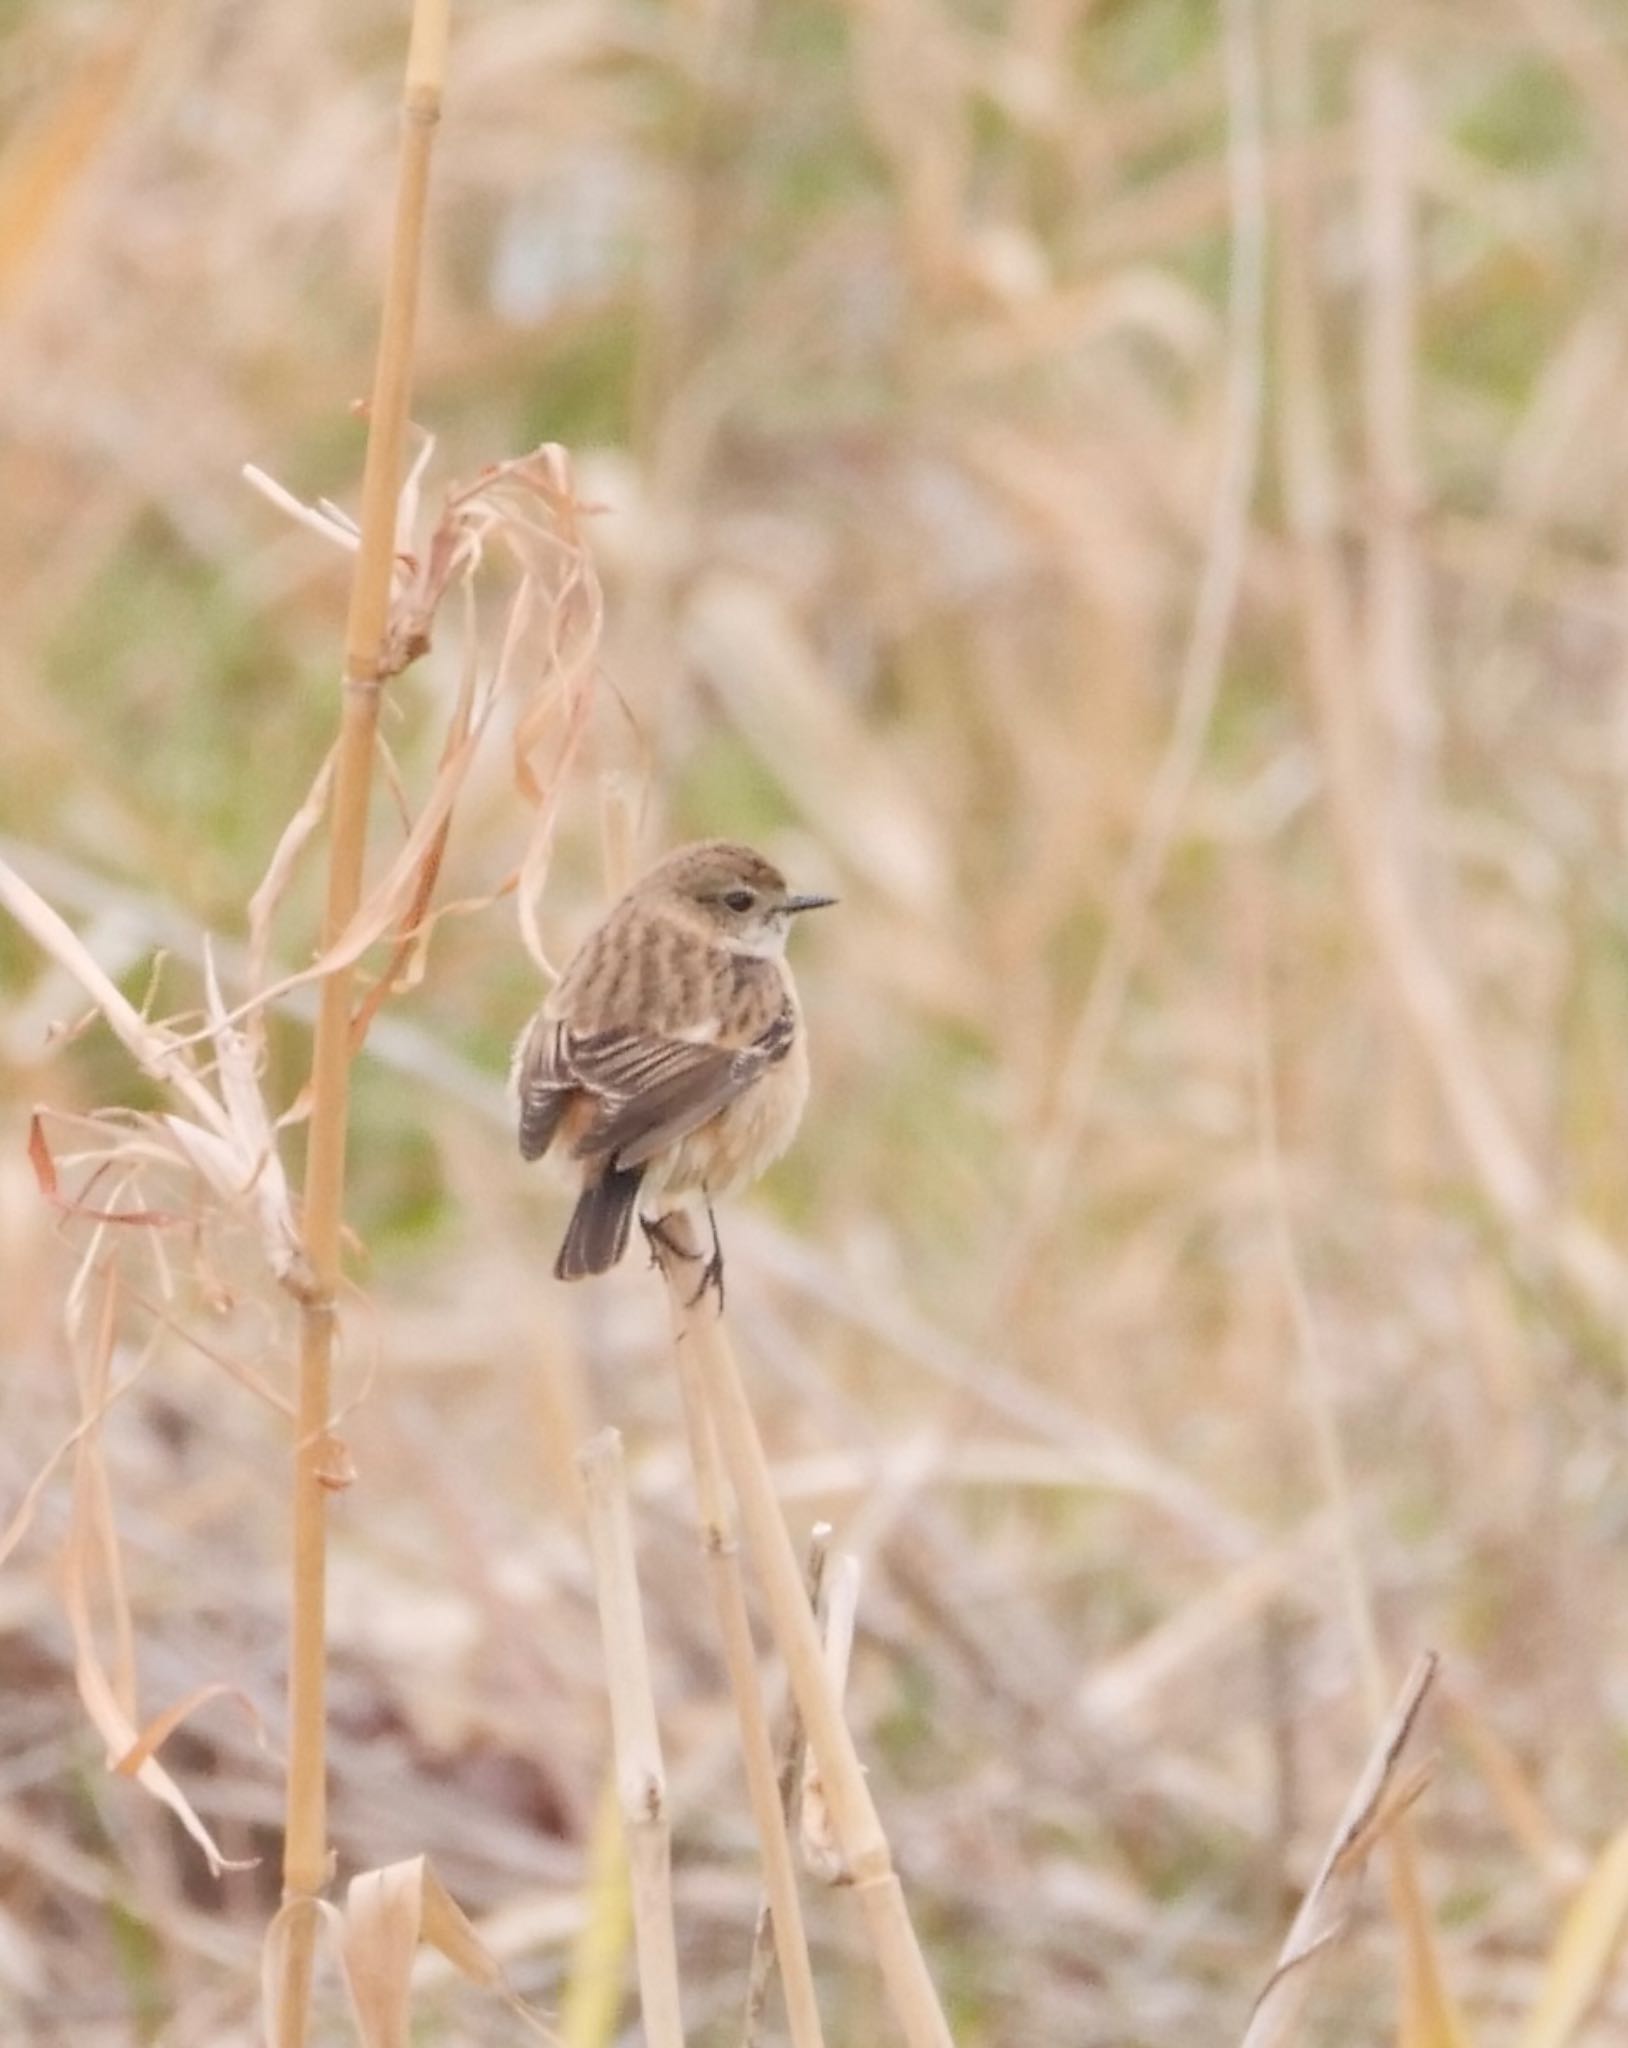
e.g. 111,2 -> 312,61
554,1163 -> 645,1280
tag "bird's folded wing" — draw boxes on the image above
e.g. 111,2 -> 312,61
515,1018 -> 574,1161
568,1011 -> 793,1169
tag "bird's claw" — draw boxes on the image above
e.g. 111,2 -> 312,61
641,1205 -> 726,1310
688,1246 -> 726,1312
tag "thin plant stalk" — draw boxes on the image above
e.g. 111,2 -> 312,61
277,0 -> 450,2037
659,1279 -> 826,2048
653,1217 -> 954,2048
743,1523 -> 830,2046
799,1550 -> 860,1884
577,1430 -> 686,2048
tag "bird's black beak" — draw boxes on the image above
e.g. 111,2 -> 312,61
783,892 -> 838,915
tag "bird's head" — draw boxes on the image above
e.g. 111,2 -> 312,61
639,841 -> 837,959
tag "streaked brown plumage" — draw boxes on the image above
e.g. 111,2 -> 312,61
511,841 -> 835,1285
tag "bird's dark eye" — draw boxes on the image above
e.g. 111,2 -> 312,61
722,888 -> 756,914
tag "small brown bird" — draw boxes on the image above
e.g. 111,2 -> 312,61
512,840 -> 835,1291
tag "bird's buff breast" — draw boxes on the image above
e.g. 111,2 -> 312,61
644,1019 -> 810,1206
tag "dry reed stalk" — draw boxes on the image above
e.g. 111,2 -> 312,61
652,1213 -> 955,2048
1240,1653 -> 1438,2048
742,1522 -> 830,2046
278,1 -> 450,2038
659,1272 -> 827,2048
576,1429 -> 687,2048
799,1550 -> 860,1885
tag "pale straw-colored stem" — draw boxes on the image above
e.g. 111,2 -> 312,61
653,1215 -> 953,2048
577,1429 -> 686,2048
277,3 -> 449,2040
660,1275 -> 827,2048
743,1523 -> 830,2046
799,1551 -> 860,1884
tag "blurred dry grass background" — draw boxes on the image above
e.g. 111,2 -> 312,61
9,0 -> 1628,2040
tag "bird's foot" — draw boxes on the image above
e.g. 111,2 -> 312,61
687,1202 -> 726,1312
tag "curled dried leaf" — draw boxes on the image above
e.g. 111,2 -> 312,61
337,1855 -> 559,2048
29,1112 -> 181,1226
63,1274 -> 252,1877
114,1681 -> 267,1780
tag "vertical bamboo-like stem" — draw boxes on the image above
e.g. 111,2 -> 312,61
577,1430 -> 687,2048
661,1281 -> 827,2048
277,3 -> 450,2039
653,1217 -> 954,2048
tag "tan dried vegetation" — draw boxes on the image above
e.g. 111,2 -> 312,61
5,0 -> 1628,2042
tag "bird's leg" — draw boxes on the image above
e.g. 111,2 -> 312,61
688,1196 -> 726,1311
641,1210 -> 702,1274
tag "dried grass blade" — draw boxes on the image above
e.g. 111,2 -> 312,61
0,1353 -> 146,1570
1392,1833 -> 1473,2048
337,1855 -> 558,2048
127,1291 -> 293,1417
62,1276 -> 249,1876
417,1861 -> 521,1997
340,1861 -> 424,2048
28,1111 -> 180,1226
1514,1825 -> 1628,2048
1241,1652 -> 1439,2048
242,467 -> 361,550
1447,1690 -> 1584,1889
114,1681 -> 266,1779
348,612 -> 482,1048
0,855 -> 227,1135
247,746 -> 337,1036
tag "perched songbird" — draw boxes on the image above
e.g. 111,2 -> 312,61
512,840 -> 835,1292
